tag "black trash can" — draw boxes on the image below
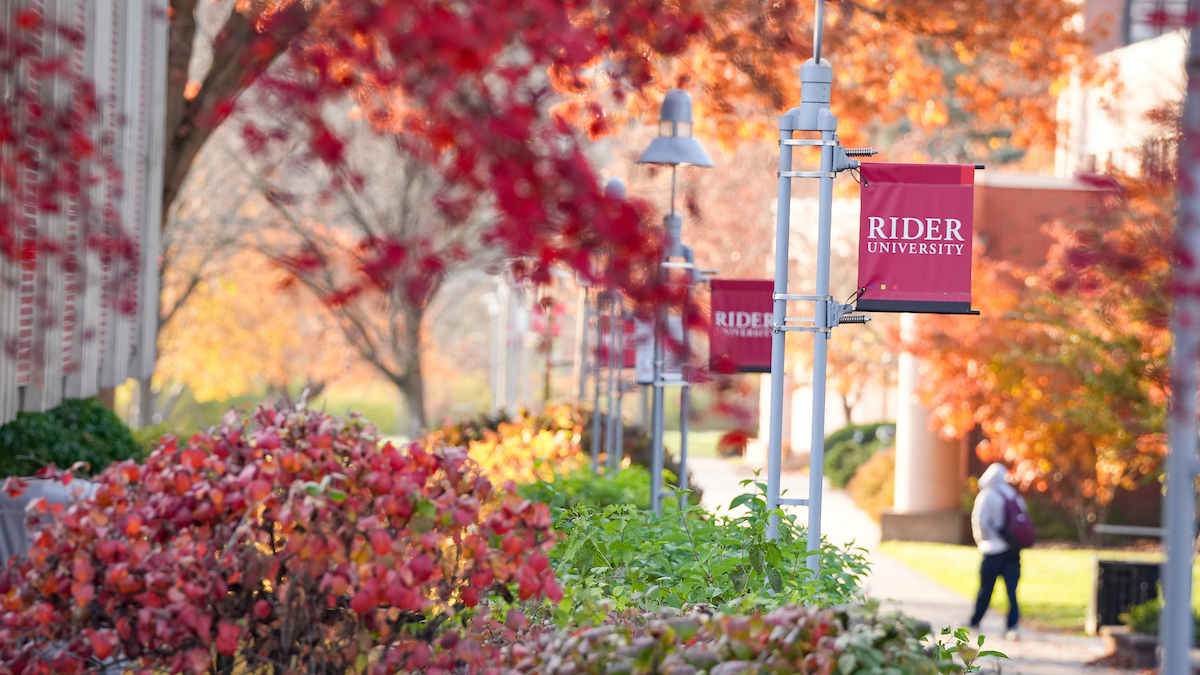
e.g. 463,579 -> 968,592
1088,560 -> 1160,633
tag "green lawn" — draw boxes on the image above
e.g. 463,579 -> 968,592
662,430 -> 723,460
879,541 -> 1186,632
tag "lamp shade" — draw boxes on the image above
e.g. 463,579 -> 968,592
636,89 -> 713,168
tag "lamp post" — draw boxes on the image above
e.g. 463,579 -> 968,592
605,290 -> 621,467
612,317 -> 627,472
589,288 -> 606,473
636,89 -> 713,515
603,179 -> 627,471
574,275 -> 592,403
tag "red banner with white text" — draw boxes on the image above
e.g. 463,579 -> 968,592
709,279 -> 773,373
855,163 -> 976,314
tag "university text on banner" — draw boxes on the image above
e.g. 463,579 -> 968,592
855,163 -> 976,314
709,279 -> 773,373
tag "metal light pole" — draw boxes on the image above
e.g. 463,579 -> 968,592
1161,3 -> 1200,670
612,317 -> 627,471
637,89 -> 713,515
605,291 -> 621,465
600,178 -> 629,473
574,280 -> 591,402
677,246 -> 699,507
764,0 -> 871,570
589,289 -> 605,473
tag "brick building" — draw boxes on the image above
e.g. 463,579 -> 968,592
884,0 -> 1183,543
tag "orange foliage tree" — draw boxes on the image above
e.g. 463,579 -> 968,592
429,406 -> 587,487
573,0 -> 1090,166
156,245 -> 355,404
907,174 -> 1173,538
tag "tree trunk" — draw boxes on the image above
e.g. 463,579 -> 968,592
399,307 -> 427,439
841,396 -> 853,426
162,4 -> 314,229
400,371 -> 427,440
136,376 -> 156,429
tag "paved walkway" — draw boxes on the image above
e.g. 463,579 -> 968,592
687,456 -> 1133,675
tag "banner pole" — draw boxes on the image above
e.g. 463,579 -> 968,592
807,125 -> 835,572
679,251 -> 695,507
813,0 -> 825,63
613,314 -> 626,471
590,291 -> 604,473
766,129 -> 793,540
606,296 -> 620,465
575,285 -> 589,401
650,303 -> 666,515
767,1 -> 838,569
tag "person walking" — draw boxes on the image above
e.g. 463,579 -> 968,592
969,462 -> 1028,638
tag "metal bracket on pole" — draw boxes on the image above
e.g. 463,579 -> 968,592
779,139 -> 838,147
774,293 -> 832,302
826,301 -> 855,327
778,171 -> 837,179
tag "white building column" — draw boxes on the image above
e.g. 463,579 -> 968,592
882,313 -> 967,542
747,371 -> 790,469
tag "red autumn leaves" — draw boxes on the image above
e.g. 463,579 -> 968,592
0,404 -> 560,675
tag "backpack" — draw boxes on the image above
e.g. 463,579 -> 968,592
1000,494 -> 1036,549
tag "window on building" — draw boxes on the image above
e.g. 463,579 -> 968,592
1126,0 -> 1187,44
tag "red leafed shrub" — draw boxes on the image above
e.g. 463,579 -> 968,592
0,404 -> 559,675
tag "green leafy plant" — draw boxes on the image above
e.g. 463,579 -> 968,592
1122,596 -> 1162,636
0,398 -> 144,478
518,465 -> 654,513
929,625 -> 1008,673
1121,595 -> 1200,644
824,422 -> 895,489
547,481 -> 869,619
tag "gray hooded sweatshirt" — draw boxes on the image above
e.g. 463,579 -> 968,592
971,463 -> 1024,555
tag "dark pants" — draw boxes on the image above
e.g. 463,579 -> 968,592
971,548 -> 1021,629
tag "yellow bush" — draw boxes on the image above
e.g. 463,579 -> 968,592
427,406 -> 586,486
847,447 -> 895,522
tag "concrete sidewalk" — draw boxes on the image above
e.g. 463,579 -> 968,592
687,456 -> 1133,675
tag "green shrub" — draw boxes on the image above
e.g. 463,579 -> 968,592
518,465 -> 654,512
848,447 -> 895,521
0,398 -> 144,478
131,420 -> 176,452
547,484 -> 869,619
825,422 -> 894,488
1024,493 -> 1079,541
1121,595 -> 1200,644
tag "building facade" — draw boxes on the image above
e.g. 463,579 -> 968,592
0,0 -> 166,425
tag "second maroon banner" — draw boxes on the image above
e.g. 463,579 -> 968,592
709,279 -> 773,373
855,163 -> 976,314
